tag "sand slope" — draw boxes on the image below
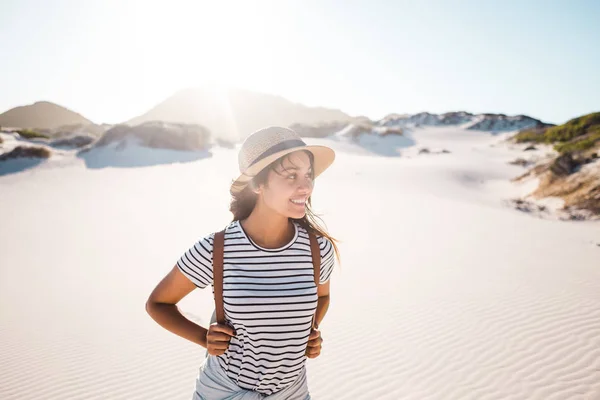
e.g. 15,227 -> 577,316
1,127 -> 599,399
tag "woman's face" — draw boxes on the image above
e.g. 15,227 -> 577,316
258,151 -> 313,219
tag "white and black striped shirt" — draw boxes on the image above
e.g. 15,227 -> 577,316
177,220 -> 335,395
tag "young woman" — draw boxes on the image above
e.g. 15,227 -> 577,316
146,126 -> 341,399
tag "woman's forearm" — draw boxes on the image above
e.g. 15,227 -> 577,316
146,302 -> 208,348
147,296 -> 329,345
314,295 -> 330,329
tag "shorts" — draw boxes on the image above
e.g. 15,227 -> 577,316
191,355 -> 311,400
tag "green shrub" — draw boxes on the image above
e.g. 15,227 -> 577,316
545,112 -> 600,143
0,145 -> 51,161
16,129 -> 50,140
514,112 -> 600,152
554,130 -> 600,153
514,129 -> 547,143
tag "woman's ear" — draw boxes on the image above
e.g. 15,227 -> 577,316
249,180 -> 261,195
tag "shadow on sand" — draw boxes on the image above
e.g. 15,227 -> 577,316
0,158 -> 47,176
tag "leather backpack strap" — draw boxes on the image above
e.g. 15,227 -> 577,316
309,232 -> 320,286
308,232 -> 320,329
213,230 -> 226,325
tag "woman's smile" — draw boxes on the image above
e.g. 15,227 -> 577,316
290,197 -> 307,207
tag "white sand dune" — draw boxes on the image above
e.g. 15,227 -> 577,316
1,127 -> 599,399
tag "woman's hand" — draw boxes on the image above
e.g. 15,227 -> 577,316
206,323 -> 235,356
305,328 -> 323,358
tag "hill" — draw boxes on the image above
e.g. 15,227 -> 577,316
126,86 -> 354,142
0,101 -> 92,130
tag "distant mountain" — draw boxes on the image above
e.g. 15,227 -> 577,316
380,111 -> 550,132
126,86 -> 355,142
0,101 -> 92,130
464,114 -> 551,132
291,111 -> 551,140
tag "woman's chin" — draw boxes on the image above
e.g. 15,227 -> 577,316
288,208 -> 306,219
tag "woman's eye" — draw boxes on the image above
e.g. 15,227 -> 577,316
287,172 -> 312,180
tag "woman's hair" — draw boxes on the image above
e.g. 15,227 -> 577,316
229,150 -> 341,265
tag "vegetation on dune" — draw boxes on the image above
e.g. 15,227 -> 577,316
514,112 -> 600,154
513,112 -> 600,219
0,146 -> 51,161
16,129 -> 50,140
554,129 -> 600,153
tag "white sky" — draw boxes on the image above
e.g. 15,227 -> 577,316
1,0 -> 599,125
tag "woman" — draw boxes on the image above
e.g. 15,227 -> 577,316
146,126 -> 341,399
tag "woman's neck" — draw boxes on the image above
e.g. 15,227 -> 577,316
240,206 -> 295,250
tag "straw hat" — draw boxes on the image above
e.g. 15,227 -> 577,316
230,126 -> 335,195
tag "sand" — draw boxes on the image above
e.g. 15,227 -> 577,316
1,126 -> 599,399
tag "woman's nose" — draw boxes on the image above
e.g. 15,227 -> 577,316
299,178 -> 313,192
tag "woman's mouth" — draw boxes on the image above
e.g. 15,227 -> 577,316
290,198 -> 306,206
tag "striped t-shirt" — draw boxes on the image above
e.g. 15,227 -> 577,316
177,219 -> 335,396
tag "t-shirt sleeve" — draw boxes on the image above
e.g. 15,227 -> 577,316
317,236 -> 335,284
176,233 -> 215,289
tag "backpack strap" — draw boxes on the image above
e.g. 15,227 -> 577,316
308,231 -> 320,329
213,230 -> 226,325
308,232 -> 320,286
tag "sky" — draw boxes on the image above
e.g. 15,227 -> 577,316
0,0 -> 598,125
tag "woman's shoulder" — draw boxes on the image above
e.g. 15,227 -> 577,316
316,235 -> 333,254
294,222 -> 332,249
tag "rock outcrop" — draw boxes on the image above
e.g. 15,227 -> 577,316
93,121 -> 211,151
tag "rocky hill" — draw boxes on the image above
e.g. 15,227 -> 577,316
91,121 -> 212,151
380,111 -> 549,132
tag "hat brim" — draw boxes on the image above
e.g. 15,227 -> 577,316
230,145 -> 335,195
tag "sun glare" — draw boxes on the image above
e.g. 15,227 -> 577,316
125,1 -> 278,91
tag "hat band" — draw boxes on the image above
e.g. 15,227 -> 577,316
249,139 -> 306,168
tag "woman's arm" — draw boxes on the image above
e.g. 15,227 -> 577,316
145,265 -> 209,348
314,280 -> 331,329
306,280 -> 330,358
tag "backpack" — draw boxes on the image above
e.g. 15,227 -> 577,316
206,228 -> 321,350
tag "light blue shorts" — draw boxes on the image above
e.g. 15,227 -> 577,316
192,355 -> 311,400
